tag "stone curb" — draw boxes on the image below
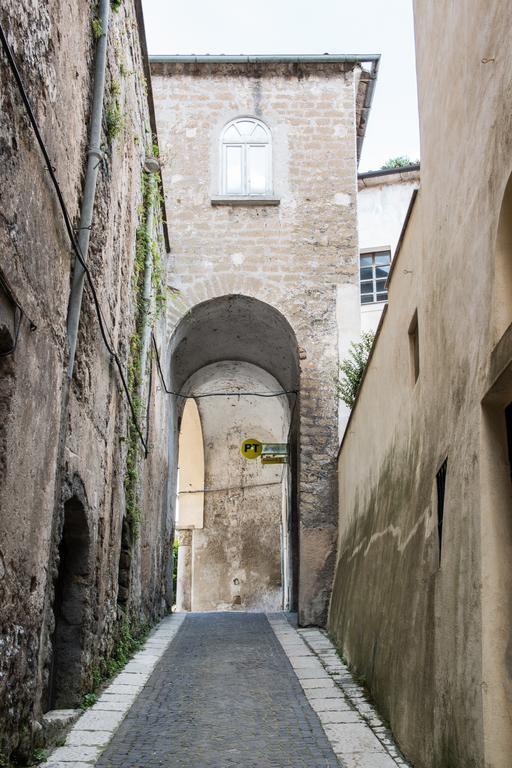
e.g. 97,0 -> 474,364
40,613 -> 186,768
267,614 -> 412,768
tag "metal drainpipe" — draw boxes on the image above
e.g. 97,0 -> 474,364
138,165 -> 159,407
67,0 -> 110,379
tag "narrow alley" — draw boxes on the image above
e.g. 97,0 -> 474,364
2,0 -> 512,766
43,613 -> 409,768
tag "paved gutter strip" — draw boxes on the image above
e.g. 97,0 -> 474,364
267,614 -> 412,768
41,613 -> 186,768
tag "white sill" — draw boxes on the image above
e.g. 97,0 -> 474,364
211,195 -> 280,207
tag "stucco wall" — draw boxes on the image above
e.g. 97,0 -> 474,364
0,1 -> 171,759
329,3 -> 512,767
186,362 -> 288,612
151,59 -> 363,625
357,170 -> 419,333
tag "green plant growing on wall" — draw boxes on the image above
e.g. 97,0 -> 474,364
31,748 -> 48,764
335,331 -> 375,408
381,155 -> 419,169
80,692 -> 98,710
91,17 -> 103,40
111,0 -> 123,10
124,168 -> 167,540
106,101 -> 125,142
80,616 -> 151,708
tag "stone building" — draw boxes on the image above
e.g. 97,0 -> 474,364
0,0 -> 172,760
329,2 -> 512,767
150,54 -> 379,625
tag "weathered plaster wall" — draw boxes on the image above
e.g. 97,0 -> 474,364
357,169 -> 419,332
151,60 -> 363,625
0,1 -> 171,759
329,3 -> 512,767
185,362 -> 288,612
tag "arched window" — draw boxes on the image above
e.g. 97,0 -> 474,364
221,117 -> 272,196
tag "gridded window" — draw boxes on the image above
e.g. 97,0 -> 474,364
359,250 -> 391,304
221,118 -> 271,195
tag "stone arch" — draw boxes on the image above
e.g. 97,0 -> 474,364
48,492 -> 90,709
494,171 -> 512,341
167,294 -> 300,611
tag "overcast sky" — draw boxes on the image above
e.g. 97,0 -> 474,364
141,0 -> 420,171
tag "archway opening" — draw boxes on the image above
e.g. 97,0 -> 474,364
48,496 -> 90,709
168,295 -> 300,612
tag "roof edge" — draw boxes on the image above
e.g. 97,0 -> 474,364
358,163 -> 420,180
149,54 -> 381,64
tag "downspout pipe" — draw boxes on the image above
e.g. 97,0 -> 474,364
67,0 -> 110,379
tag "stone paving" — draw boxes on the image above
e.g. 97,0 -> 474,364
42,612 -> 411,768
268,615 -> 411,768
96,612 -> 340,768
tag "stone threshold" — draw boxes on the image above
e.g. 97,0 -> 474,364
267,614 -> 412,768
40,613 -> 186,768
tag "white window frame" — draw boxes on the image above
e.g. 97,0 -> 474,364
220,117 -> 272,196
359,248 -> 392,305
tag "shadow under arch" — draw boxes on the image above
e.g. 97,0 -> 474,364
167,294 -> 300,611
169,294 -> 300,395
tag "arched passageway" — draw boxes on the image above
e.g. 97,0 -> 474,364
168,295 -> 300,613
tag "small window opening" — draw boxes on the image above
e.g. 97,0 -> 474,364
408,310 -> 420,383
436,458 -> 448,566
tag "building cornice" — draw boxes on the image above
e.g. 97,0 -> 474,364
149,54 -> 380,162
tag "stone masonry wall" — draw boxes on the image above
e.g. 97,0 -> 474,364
0,0 -> 171,760
151,60 -> 362,625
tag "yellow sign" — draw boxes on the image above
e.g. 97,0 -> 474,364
241,438 -> 262,459
262,455 -> 288,465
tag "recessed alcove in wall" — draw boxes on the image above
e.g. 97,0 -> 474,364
480,361 -> 512,762
48,496 -> 90,709
494,173 -> 512,342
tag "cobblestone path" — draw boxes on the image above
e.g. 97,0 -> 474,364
96,612 -> 341,768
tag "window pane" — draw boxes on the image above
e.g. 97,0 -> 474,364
360,282 -> 373,294
224,125 -> 240,140
252,125 -> 268,141
247,144 -> 268,194
225,145 -> 243,194
375,265 -> 389,279
375,252 -> 391,265
360,255 -> 373,266
376,292 -> 388,302
376,279 -> 387,292
361,294 -> 374,304
236,120 -> 255,136
360,267 -> 373,281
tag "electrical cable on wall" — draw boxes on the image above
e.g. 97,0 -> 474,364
0,21 -> 148,455
151,332 -> 299,399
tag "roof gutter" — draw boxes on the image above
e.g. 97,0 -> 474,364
149,54 -> 381,64
356,57 -> 380,161
359,163 -> 420,180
